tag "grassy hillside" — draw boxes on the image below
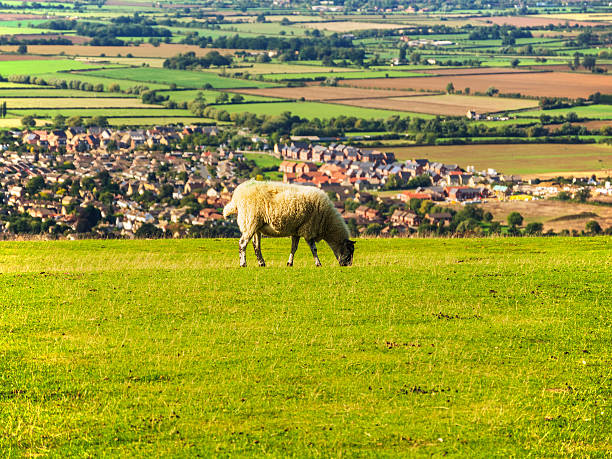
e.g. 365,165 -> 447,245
0,238 -> 610,456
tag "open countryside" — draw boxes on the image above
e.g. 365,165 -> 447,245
0,0 -> 610,454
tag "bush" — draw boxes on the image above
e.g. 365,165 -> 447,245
525,222 -> 543,235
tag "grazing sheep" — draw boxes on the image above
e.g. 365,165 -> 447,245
223,180 -> 355,267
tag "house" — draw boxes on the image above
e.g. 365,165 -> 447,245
426,212 -> 452,226
390,209 -> 421,227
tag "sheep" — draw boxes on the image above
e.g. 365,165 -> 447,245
223,180 -> 355,267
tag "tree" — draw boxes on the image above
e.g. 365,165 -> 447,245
26,176 -> 44,195
525,222 -> 543,235
67,115 -> 83,127
0,101 -> 6,118
256,53 -> 271,63
75,205 -> 101,233
17,44 -> 27,54
21,115 -> 35,127
511,58 -> 520,68
582,55 -> 596,71
399,45 -> 407,63
135,223 -> 163,238
585,220 -> 602,235
53,114 -> 67,128
446,82 -> 455,94
507,212 -> 523,228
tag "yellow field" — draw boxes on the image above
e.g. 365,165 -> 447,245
5,98 -> 155,109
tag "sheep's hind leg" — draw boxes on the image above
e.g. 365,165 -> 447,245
307,239 -> 322,267
239,231 -> 254,267
287,236 -> 299,267
252,232 -> 266,267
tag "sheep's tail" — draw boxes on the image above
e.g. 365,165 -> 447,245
223,200 -> 237,218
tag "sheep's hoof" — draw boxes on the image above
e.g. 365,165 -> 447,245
258,262 -> 266,267
287,262 -> 293,267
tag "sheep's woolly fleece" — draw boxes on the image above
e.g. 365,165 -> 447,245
223,179 -> 350,243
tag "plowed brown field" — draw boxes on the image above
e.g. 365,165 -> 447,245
331,94 -> 538,115
474,15 -> 600,27
229,86 -> 420,101
342,72 -> 612,98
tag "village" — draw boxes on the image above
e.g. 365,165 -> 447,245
0,125 -> 610,238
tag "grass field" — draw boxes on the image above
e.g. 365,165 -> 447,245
392,143 -> 612,175
83,68 -> 277,89
0,238 -> 609,455
1,58 -> 105,76
11,108 -> 192,118
262,70 -> 428,81
211,101 -> 429,119
34,73 -> 171,91
520,104 -> 612,120
3,97 -> 155,109
212,63 -> 358,75
159,89 -> 281,104
0,44 -> 243,58
106,117 -> 215,126
0,88 -> 135,98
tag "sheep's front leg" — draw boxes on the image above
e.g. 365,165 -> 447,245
307,239 -> 322,267
252,232 -> 266,267
287,235 -> 299,267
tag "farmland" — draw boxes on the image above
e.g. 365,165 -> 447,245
230,86 -> 421,101
0,44 -> 242,58
342,72 -> 612,99
329,94 -> 540,116
391,144 -> 612,175
519,104 -> 612,120
0,238 -> 610,456
2,98 -> 154,109
212,101 -> 429,119
81,68 -> 277,89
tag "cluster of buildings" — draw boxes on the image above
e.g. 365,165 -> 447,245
0,126 -> 610,238
0,126 -> 242,237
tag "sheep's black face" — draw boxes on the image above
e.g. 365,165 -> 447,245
338,239 -> 355,266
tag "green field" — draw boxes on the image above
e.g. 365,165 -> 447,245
0,238 -> 609,455
0,88 -> 136,98
82,68 -> 278,89
159,89 -> 281,104
106,117 -> 215,126
262,70 -> 429,81
213,101 -> 425,119
11,108 -> 192,118
519,104 -> 612,120
34,73 -> 171,91
2,59 -> 108,76
244,152 -> 283,168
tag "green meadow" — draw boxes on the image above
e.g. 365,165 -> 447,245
214,101 -> 425,119
83,68 -> 278,89
518,104 -> 612,120
1,59 -> 106,76
0,237 -> 609,456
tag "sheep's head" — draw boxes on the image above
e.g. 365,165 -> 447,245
338,239 -> 355,267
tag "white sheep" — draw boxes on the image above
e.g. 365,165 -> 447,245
223,180 -> 355,267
